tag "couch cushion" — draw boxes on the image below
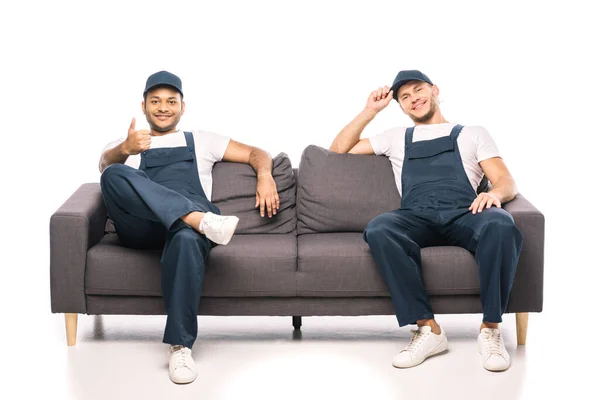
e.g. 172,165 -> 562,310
86,233 -> 297,297
297,233 -> 480,296
211,152 -> 296,234
297,145 -> 401,234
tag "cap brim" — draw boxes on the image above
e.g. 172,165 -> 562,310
390,78 -> 430,101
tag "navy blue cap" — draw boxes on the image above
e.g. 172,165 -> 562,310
390,70 -> 433,101
143,70 -> 183,97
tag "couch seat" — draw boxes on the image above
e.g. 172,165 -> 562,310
297,232 -> 481,297
86,233 -> 298,297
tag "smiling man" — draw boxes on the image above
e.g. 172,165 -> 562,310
98,70 -> 279,384
330,70 -> 523,372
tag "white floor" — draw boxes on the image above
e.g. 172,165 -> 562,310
6,307 -> 592,400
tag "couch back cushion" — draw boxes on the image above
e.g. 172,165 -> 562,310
297,145 -> 401,234
212,153 -> 296,234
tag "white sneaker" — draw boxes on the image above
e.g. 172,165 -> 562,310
478,328 -> 510,371
392,326 -> 448,368
169,345 -> 198,384
200,212 -> 239,245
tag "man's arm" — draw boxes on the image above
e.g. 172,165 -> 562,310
99,142 -> 129,173
222,140 -> 279,218
469,157 -> 518,213
330,86 -> 393,154
99,118 -> 151,173
330,109 -> 377,154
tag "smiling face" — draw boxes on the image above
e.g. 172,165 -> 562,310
397,81 -> 440,124
142,86 -> 185,135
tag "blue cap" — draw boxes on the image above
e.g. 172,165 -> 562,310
143,71 -> 183,98
390,70 -> 433,101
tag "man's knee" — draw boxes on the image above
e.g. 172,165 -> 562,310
364,214 -> 416,252
364,214 -> 394,243
480,209 -> 523,243
100,164 -> 131,189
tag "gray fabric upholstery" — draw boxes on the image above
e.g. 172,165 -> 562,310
211,153 -> 296,234
297,145 -> 401,234
50,184 -> 106,313
86,233 -> 297,297
86,295 -> 487,316
297,233 -> 480,297
502,194 -> 545,312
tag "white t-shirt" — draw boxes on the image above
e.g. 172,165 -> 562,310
369,123 -> 500,196
101,130 -> 230,201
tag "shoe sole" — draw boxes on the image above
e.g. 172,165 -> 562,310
392,336 -> 449,368
482,364 -> 510,372
170,375 -> 198,384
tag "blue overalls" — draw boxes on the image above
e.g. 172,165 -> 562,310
100,132 -> 220,348
364,125 -> 524,326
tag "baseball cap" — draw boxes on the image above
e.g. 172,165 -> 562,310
143,70 -> 183,98
390,70 -> 433,101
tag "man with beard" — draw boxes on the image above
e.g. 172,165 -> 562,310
330,70 -> 523,372
98,71 -> 280,384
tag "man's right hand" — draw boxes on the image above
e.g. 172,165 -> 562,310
365,86 -> 394,114
123,118 -> 151,155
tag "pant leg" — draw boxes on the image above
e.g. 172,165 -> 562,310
363,209 -> 442,326
100,165 -> 166,248
100,164 -> 209,235
438,207 -> 524,323
161,225 -> 212,349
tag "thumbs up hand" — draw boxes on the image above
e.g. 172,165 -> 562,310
123,117 -> 152,155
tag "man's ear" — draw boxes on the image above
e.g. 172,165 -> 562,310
141,100 -> 145,113
432,84 -> 440,99
181,100 -> 186,116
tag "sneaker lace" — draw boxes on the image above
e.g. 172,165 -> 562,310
404,329 -> 429,353
171,346 -> 189,369
483,331 -> 503,355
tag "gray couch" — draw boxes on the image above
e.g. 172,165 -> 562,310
50,145 -> 544,346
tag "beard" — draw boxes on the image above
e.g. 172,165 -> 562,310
144,109 -> 181,134
409,96 -> 438,124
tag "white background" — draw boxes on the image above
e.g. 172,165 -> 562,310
1,0 -> 599,397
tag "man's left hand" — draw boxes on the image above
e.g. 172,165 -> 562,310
469,192 -> 501,214
255,174 -> 280,218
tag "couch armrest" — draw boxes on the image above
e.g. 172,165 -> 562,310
502,193 -> 545,312
50,183 -> 106,313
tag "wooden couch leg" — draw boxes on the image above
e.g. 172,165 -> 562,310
516,313 -> 528,345
65,313 -> 78,346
